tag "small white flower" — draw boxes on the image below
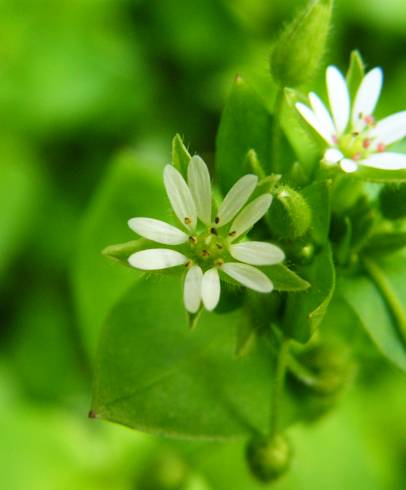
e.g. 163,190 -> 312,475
127,156 -> 285,314
296,64 -> 406,173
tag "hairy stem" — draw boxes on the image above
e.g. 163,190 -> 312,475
362,256 -> 406,345
269,336 -> 290,437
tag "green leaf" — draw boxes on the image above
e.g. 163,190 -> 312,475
301,180 -> 332,244
92,275 -> 298,440
363,232 -> 406,257
263,264 -> 310,292
102,239 -> 151,266
283,245 -> 336,343
353,165 -> 406,183
215,76 -> 272,193
338,253 -> 406,371
346,50 -> 365,100
172,134 -> 192,177
72,150 -> 169,357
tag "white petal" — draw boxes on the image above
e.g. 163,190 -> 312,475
371,111 -> 406,146
324,148 -> 344,165
229,194 -> 273,241
216,174 -> 258,226
201,268 -> 221,311
183,266 -> 203,313
128,249 -> 188,270
222,263 -> 273,293
187,155 -> 212,225
361,153 -> 406,170
163,164 -> 197,230
128,217 -> 188,245
340,159 -> 358,173
352,67 -> 383,129
326,66 -> 350,134
309,92 -> 336,140
230,241 -> 285,265
295,102 -> 334,144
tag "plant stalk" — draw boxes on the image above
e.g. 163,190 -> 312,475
269,336 -> 290,437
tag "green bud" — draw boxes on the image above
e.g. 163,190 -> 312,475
271,0 -> 333,87
102,239 -> 149,266
379,184 -> 406,220
346,50 -> 365,100
246,434 -> 293,482
137,452 -> 189,490
268,186 -> 312,240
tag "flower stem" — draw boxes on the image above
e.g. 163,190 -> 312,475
269,336 -> 290,437
271,88 -> 284,174
362,256 -> 406,345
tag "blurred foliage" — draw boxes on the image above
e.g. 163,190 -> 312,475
0,0 -> 405,488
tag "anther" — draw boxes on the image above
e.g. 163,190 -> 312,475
215,258 -> 224,267
185,260 -> 193,268
363,115 -> 375,126
377,142 -> 385,152
362,138 -> 371,149
352,152 -> 361,161
184,217 -> 192,225
210,227 -> 218,235
214,217 -> 220,224
352,131 -> 360,137
216,243 -> 223,250
189,236 -> 198,244
201,250 -> 210,257
228,231 -> 237,238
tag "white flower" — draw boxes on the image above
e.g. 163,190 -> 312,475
127,156 -> 285,314
296,65 -> 406,173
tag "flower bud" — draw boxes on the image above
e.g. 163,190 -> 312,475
379,184 -> 406,220
246,434 -> 293,482
137,452 -> 189,490
271,0 -> 333,87
268,186 -> 312,240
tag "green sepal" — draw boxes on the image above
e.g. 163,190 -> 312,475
363,232 -> 406,257
353,165 -> 406,183
172,133 -> 191,176
215,75 -> 272,192
268,185 -> 312,240
263,264 -> 311,292
283,245 -> 336,343
102,238 -> 150,267
346,50 -> 365,100
270,0 -> 333,87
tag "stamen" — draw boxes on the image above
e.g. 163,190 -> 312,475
184,217 -> 192,225
214,217 -> 220,224
377,143 -> 385,152
216,243 -> 223,250
332,134 -> 339,144
185,260 -> 193,268
352,131 -> 360,137
363,115 -> 375,127
228,231 -> 237,238
352,153 -> 361,161
362,138 -> 371,149
214,258 -> 224,267
189,236 -> 198,244
201,250 -> 210,258
210,227 -> 218,235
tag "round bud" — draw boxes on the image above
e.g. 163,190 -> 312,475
268,186 -> 312,240
245,434 -> 293,482
137,452 -> 189,490
379,184 -> 406,220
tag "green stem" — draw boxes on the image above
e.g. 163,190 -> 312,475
271,88 -> 284,174
269,336 -> 290,437
362,256 -> 406,345
288,355 -> 321,389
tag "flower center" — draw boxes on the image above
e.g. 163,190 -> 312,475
187,227 -> 229,269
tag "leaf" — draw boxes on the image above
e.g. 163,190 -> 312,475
338,253 -> 406,372
354,166 -> 406,183
346,50 -> 365,100
301,180 -> 332,244
283,245 -> 336,343
215,76 -> 272,193
263,264 -> 310,292
172,134 -> 191,176
92,275 -> 298,440
363,232 -> 406,257
102,239 -> 150,266
72,150 -> 169,357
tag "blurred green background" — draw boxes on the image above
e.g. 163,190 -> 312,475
1,0 -> 405,489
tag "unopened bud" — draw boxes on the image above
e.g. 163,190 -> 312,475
271,0 -> 333,87
246,434 -> 293,482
